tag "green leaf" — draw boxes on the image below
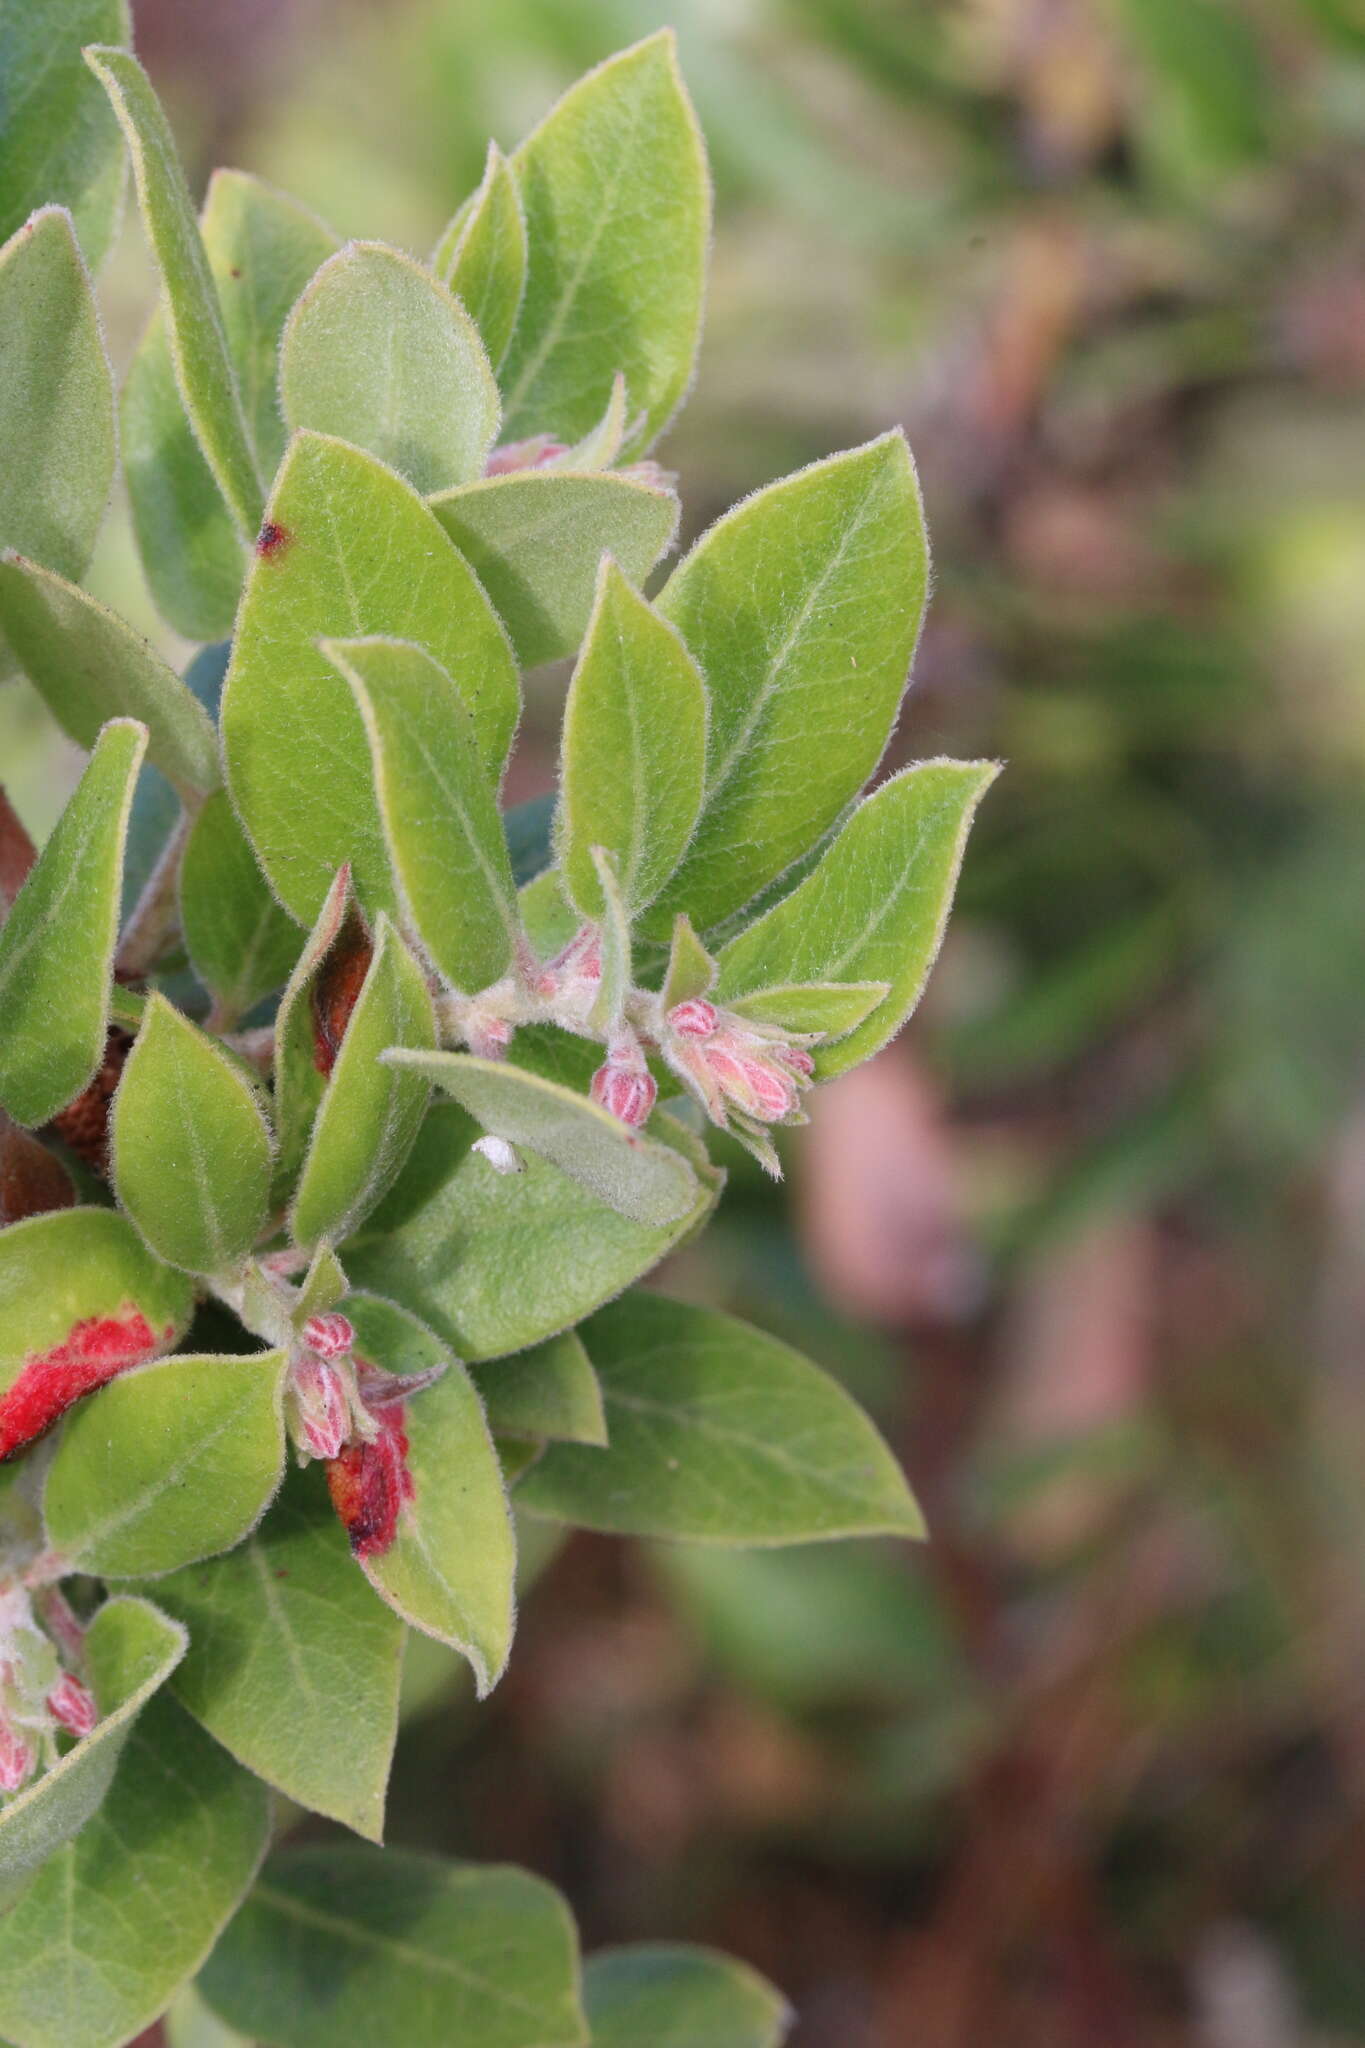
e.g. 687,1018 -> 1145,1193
269,865 -> 354,1203
221,429 -> 519,925
0,1207 -> 193,1424
520,867 -> 580,962
166,1984 -> 252,2048
123,169 -> 338,643
584,1945 -> 791,2048
650,433 -> 930,936
325,636 -> 517,993
146,1461 -> 403,1842
518,1294 -> 923,1543
0,0 -> 129,270
434,141 -> 527,371
716,759 -> 999,1075
280,241 -> 499,493
199,1847 -> 585,2048
0,208 -> 115,684
0,1595 -> 186,1884
290,916 -> 436,1249
554,371 -> 629,472
43,1349 -> 288,1578
0,719 -> 145,1128
587,847 -> 631,1035
180,789 -> 301,1025
386,1052 -> 699,1229
501,30 -> 709,457
111,993 -> 273,1276
660,914 -> 716,1009
471,1330 -> 607,1446
345,1100 -> 716,1361
342,1293 -> 514,1690
0,1694 -> 270,2048
0,555 -> 220,795
557,559 -> 706,920
725,981 -> 889,1036
427,469 -> 679,669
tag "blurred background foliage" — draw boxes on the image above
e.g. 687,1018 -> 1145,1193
7,2 -> 1365,2041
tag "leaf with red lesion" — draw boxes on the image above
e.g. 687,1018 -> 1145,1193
326,1399 -> 414,1559
310,908 -> 373,1078
0,1307 -> 174,1461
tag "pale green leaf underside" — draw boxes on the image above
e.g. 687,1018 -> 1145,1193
385,1051 -> 699,1229
122,168 -> 338,642
502,29 -> 709,459
280,240 -> 500,493
43,1350 -> 288,1578
0,1694 -> 270,2048
0,1206 -> 193,1397
111,992 -> 273,1275
344,1101 -> 718,1362
518,1293 -> 924,1544
471,1329 -> 607,1446
435,140 -> 526,371
427,469 -> 679,669
0,0 -> 129,270
325,635 -> 516,994
145,1461 -> 403,1842
86,47 -> 264,539
346,1292 -> 515,1691
0,1595 -> 186,1884
221,429 -> 519,925
290,915 -> 436,1248
584,1944 -> 791,2048
717,759 -> 999,1075
198,1847 -> 586,2048
0,718 -> 145,1128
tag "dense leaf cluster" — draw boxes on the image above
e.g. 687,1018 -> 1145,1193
0,10 -> 991,2043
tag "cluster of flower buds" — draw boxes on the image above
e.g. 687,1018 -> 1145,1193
0,1584 -> 98,1794
590,1031 -> 657,1129
285,1311 -> 361,1464
660,998 -> 816,1138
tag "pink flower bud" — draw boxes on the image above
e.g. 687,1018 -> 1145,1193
591,1062 -> 657,1128
47,1671 -> 97,1739
467,1014 -> 514,1060
289,1354 -> 351,1462
37,1589 -> 86,1664
668,998 -> 718,1038
774,1044 -> 816,1078
302,1312 -> 354,1359
0,1717 -> 34,1793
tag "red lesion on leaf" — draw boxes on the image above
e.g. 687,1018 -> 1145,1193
255,520 -> 292,559
0,1309 -> 171,1462
326,1401 -> 414,1559
310,911 -> 373,1077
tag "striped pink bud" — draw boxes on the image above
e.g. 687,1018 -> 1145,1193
590,1062 -> 657,1128
0,1717 -> 34,1793
47,1671 -> 97,1739
303,1312 -> 354,1359
289,1353 -> 351,1462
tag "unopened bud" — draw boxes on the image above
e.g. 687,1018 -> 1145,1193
0,1717 -> 34,1793
47,1671 -> 97,1740
668,998 -> 718,1038
288,1353 -> 351,1462
472,1135 -> 523,1175
302,1312 -> 354,1359
466,1013 -> 514,1061
591,1062 -> 657,1128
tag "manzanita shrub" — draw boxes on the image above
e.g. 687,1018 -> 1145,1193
0,11 -> 995,2044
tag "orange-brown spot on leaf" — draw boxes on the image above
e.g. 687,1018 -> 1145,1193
255,520 -> 292,558
311,911 -> 373,1077
0,1121 -> 75,1225
46,1028 -> 131,1177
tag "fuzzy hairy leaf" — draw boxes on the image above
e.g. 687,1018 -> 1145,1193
221,430 -> 519,924
501,30 -> 708,457
0,719 -> 145,1128
0,0 -> 129,270
112,993 -> 273,1275
280,241 -> 500,492
289,916 -> 436,1248
650,433 -> 929,936
724,981 -> 889,1037
326,636 -> 517,994
43,1349 -> 288,1577
386,1052 -> 700,1229
199,1847 -> 586,2048
0,555 -> 219,795
269,864 -> 353,1204
518,1294 -> 923,1543
179,789 -> 301,1024
716,759 -> 999,1075
434,141 -> 526,371
0,1694 -> 270,2048
0,208 -> 114,684
341,1293 -> 515,1691
122,169 -> 337,642
86,47 -> 264,539
146,1461 -> 404,1843
165,1985 -> 252,2048
0,1595 -> 186,1883
427,469 -> 679,669
471,1329 -> 607,1446
344,1100 -> 717,1361
584,1945 -> 791,2048
558,558 -> 706,920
